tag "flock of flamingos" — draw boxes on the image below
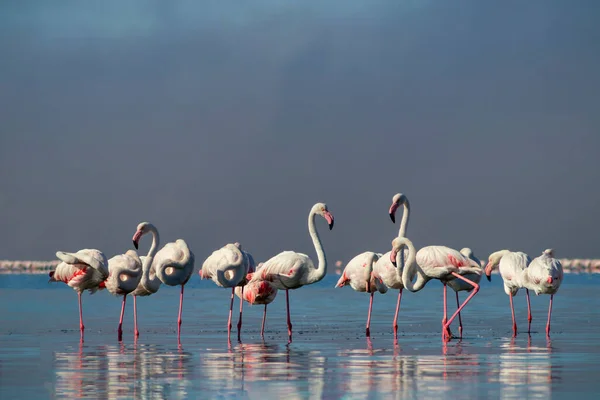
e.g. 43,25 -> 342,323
49,193 -> 563,344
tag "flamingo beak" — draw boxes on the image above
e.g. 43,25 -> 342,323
484,262 -> 493,282
390,249 -> 398,267
389,202 -> 399,223
132,230 -> 142,250
323,211 -> 334,230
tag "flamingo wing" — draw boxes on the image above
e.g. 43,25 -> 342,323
252,251 -> 312,290
153,239 -> 195,286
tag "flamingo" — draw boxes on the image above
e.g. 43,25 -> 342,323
398,239 -> 481,341
248,202 -> 334,343
48,249 -> 109,341
104,250 -> 142,341
200,242 -> 256,340
130,224 -> 162,339
484,250 -> 532,336
235,263 -> 278,338
132,222 -> 195,342
446,248 -> 483,338
335,252 -> 388,337
373,193 -> 421,337
521,249 -> 563,337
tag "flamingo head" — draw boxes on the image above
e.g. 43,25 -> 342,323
484,250 -> 507,282
389,237 -> 406,267
543,248 -> 554,258
132,221 -> 155,249
313,203 -> 334,230
388,193 -> 407,223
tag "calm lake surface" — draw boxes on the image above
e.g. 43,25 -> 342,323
1,273 -> 599,399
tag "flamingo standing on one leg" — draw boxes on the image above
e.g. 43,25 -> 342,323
521,249 -> 563,337
130,224 -> 162,339
48,249 -> 109,341
446,248 -> 483,338
132,222 -> 195,342
105,250 -> 142,341
335,252 -> 388,337
235,263 -> 278,338
484,249 -> 532,336
248,202 -> 334,343
398,240 -> 481,342
201,242 -> 256,341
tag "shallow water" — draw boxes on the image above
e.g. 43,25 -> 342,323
1,274 -> 599,399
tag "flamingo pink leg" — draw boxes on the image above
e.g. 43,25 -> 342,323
227,287 -> 235,337
366,291 -> 374,337
443,272 -> 480,336
261,304 -> 267,338
392,288 -> 403,337
455,291 -> 463,339
237,286 -> 244,342
442,283 -> 452,340
509,294 -> 517,337
118,294 -> 127,341
546,294 -> 553,337
78,292 -> 84,341
134,295 -> 139,338
286,290 -> 293,343
526,289 -> 532,334
177,285 -> 184,341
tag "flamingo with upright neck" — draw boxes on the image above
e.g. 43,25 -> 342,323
105,250 -> 142,341
201,242 -> 256,341
49,249 -> 109,341
133,222 -> 195,342
248,202 -> 334,343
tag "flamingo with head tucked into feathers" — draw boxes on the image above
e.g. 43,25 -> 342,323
398,239 -> 481,341
484,249 -> 532,337
201,242 -> 256,341
521,249 -> 563,337
105,250 -> 142,341
235,262 -> 278,338
48,249 -> 109,341
446,248 -> 483,338
336,252 -> 388,337
132,222 -> 195,342
248,202 -> 334,343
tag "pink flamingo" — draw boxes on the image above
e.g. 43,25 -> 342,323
235,263 -> 278,338
398,238 -> 481,342
201,242 -> 256,340
248,202 -> 334,343
446,248 -> 483,338
335,252 -> 388,337
104,250 -> 142,341
48,249 -> 109,341
132,222 -> 195,342
484,249 -> 532,336
521,249 -> 563,337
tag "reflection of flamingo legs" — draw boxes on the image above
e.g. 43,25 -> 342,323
366,292 -> 374,337
526,289 -> 532,333
392,289 -> 402,338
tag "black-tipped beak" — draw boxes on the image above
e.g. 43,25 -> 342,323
133,240 -> 139,250
389,213 -> 395,223
486,274 -> 491,282
391,260 -> 397,267
329,220 -> 334,230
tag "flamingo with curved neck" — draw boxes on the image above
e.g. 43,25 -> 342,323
133,221 -> 195,343
130,222 -> 161,338
248,202 -> 334,342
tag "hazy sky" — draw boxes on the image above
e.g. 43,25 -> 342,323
1,1 -> 599,263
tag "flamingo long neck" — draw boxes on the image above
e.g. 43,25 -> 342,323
400,239 -> 429,292
306,211 -> 327,284
365,252 -> 378,283
398,200 -> 410,238
141,226 -> 161,292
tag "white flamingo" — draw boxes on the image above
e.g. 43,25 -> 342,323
201,242 -> 256,340
373,193 -> 417,337
446,248 -> 483,338
132,222 -> 195,342
105,250 -> 142,341
484,250 -> 532,336
130,224 -> 162,339
521,249 -> 563,337
335,252 -> 388,337
235,263 -> 278,338
248,202 -> 334,343
399,240 -> 481,341
48,249 -> 109,341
